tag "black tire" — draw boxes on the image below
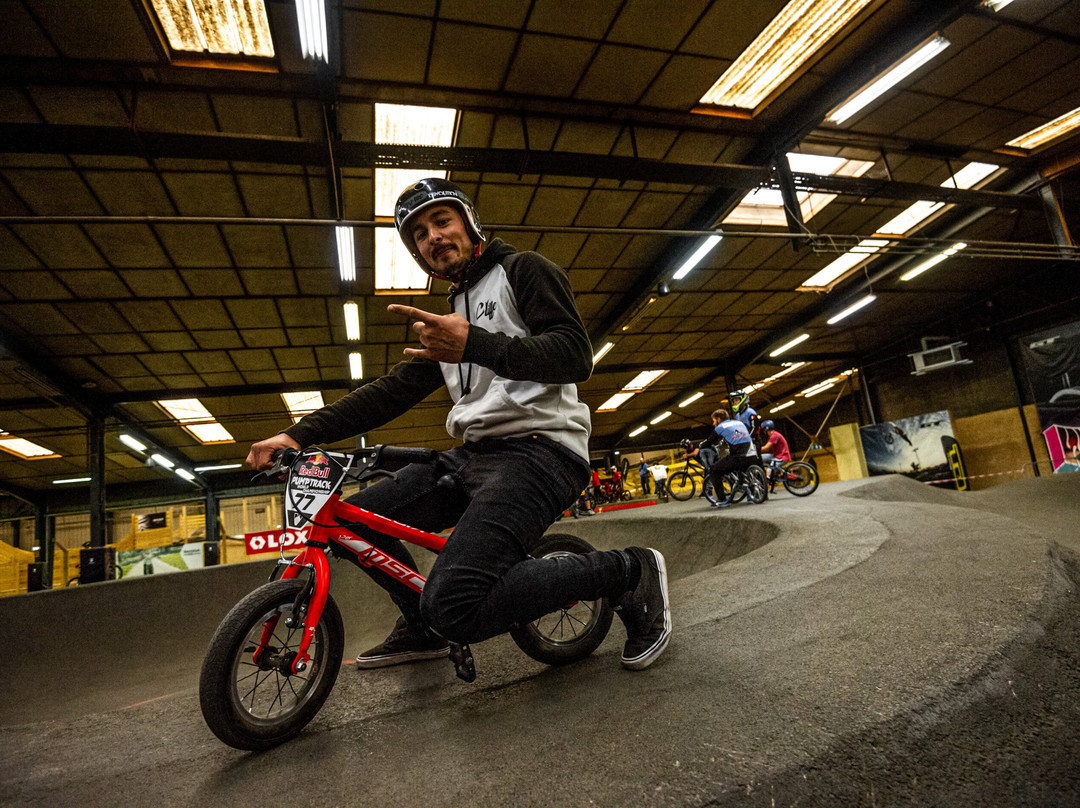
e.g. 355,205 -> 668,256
620,490 -> 633,501
746,465 -> 769,504
199,579 -> 344,750
782,461 -> 819,496
667,471 -> 696,501
702,476 -> 720,505
510,534 -> 614,666
721,472 -> 748,504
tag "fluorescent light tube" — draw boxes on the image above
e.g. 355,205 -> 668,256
120,434 -> 147,452
175,469 -> 196,481
827,36 -> 950,124
827,294 -> 877,324
629,425 -> 648,437
593,342 -> 614,364
150,453 -> 175,469
769,333 -> 810,357
900,242 -> 966,281
296,0 -> 328,61
53,477 -> 91,485
344,301 -> 361,340
771,400 -> 795,413
672,235 -> 722,280
337,226 -> 356,283
349,352 -> 364,380
678,392 -> 704,408
650,412 -> 672,425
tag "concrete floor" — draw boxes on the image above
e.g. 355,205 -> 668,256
2,472 -> 1078,806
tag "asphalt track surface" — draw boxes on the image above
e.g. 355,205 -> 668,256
2,472 -> 1078,806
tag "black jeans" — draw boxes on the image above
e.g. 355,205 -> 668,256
341,436 -> 628,644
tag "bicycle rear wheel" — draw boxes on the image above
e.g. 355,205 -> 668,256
667,471 -> 696,500
702,476 -> 720,505
199,579 -> 344,750
510,534 -> 614,666
782,461 -> 819,496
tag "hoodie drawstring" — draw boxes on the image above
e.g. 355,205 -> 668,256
459,279 -> 473,396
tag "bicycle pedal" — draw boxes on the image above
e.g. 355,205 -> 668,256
448,642 -> 476,683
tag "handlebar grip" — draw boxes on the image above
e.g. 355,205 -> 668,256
271,447 -> 300,467
377,445 -> 438,465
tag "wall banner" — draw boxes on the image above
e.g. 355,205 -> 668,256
1019,320 -> 1080,474
859,410 -> 962,488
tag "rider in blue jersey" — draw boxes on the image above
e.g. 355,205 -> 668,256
703,408 -> 761,509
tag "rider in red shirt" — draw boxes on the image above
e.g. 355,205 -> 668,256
759,420 -> 791,462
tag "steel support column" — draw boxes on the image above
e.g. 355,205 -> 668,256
88,418 -> 106,547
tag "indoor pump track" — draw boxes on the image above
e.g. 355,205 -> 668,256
2,472 -> 1079,806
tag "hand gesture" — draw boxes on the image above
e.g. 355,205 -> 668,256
389,304 -> 469,363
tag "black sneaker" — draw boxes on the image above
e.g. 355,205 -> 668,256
611,547 -> 671,670
355,616 -> 450,669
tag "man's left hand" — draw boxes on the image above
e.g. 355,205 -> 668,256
389,304 -> 469,363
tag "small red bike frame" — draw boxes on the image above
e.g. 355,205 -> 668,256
258,492 -> 449,674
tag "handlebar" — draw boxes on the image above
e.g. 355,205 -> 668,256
255,444 -> 438,483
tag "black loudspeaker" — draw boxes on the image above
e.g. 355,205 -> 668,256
79,546 -> 116,584
27,562 -> 44,592
203,541 -> 220,566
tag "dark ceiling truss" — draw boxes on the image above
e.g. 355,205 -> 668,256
589,0 -> 981,346
0,329 -> 210,490
0,123 -> 1040,214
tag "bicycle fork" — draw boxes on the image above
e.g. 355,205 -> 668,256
253,545 -> 332,675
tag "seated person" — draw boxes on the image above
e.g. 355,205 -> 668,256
701,408 -> 760,509
759,419 -> 792,464
680,437 -> 718,470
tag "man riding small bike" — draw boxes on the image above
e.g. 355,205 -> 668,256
246,178 -> 671,672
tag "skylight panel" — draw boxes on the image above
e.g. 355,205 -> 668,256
874,162 -> 1000,236
623,370 -> 669,391
697,0 -> 876,115
155,399 -> 235,445
724,155 -> 874,226
597,392 -> 638,412
149,0 -> 274,57
373,104 -> 459,293
282,391 -> 325,423
1006,106 -> 1080,152
0,431 -> 59,459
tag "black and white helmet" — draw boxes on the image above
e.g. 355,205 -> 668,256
394,178 -> 484,279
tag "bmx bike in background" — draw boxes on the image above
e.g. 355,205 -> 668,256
666,458 -> 709,501
199,445 -> 613,750
764,458 -> 819,496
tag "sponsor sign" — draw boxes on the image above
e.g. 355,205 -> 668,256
244,528 -> 310,556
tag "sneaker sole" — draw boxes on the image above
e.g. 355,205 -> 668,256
621,549 -> 672,671
355,647 -> 450,669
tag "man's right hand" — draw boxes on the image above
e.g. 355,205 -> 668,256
246,433 -> 301,470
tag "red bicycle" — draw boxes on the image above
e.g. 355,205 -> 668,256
199,445 -> 613,750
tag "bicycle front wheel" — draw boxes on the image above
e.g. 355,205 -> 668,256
667,471 -> 696,500
199,579 -> 344,750
746,465 -> 769,504
510,534 -> 614,666
782,461 -> 819,496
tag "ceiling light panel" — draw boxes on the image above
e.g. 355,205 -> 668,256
150,0 -> 274,57
373,104 -> 459,293
155,398 -> 235,445
0,431 -> 59,459
1005,106 -> 1080,152
698,0 -> 876,114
